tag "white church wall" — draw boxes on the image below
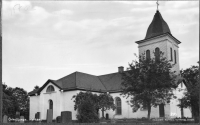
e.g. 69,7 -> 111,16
137,35 -> 180,75
29,95 -> 40,120
138,37 -> 168,60
105,93 -> 169,119
166,39 -> 180,75
39,82 -> 62,120
170,82 -> 192,118
30,84 -> 190,120
62,90 -> 80,120
29,82 -> 64,120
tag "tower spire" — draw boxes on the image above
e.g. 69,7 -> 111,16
156,0 -> 159,11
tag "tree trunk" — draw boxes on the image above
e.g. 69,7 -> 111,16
191,103 -> 195,118
102,107 -> 104,118
96,108 -> 99,117
181,107 -> 184,118
191,98 -> 199,123
147,103 -> 151,120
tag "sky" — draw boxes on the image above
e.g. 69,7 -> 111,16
2,0 -> 199,92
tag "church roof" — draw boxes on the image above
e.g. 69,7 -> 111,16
28,71 -> 123,96
98,73 -> 123,92
55,72 -> 107,91
145,10 -> 171,39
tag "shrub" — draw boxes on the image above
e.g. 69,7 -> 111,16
76,100 -> 99,123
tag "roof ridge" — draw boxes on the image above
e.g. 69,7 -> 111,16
76,71 -> 97,76
98,72 -> 118,77
97,76 -> 108,91
56,72 -> 76,81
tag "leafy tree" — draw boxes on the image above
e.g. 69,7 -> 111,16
12,87 -> 29,120
2,84 -> 29,120
33,85 -> 40,91
180,64 -> 199,122
121,52 -> 177,120
72,91 -> 115,122
98,93 -> 115,118
76,99 -> 99,123
2,84 -> 15,118
72,91 -> 99,123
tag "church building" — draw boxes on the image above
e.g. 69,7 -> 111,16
28,10 -> 192,120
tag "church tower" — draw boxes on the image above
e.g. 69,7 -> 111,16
135,10 -> 181,75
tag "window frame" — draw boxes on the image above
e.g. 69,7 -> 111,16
46,85 -> 55,93
146,50 -> 150,61
155,47 -> 160,62
115,97 -> 122,115
170,48 -> 173,61
174,50 -> 177,64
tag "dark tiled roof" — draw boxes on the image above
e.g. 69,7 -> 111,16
145,10 -> 171,39
98,73 -> 122,91
55,72 -> 107,91
28,89 -> 38,96
28,71 -> 122,96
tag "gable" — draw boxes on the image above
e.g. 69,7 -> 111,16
40,82 -> 60,94
28,79 -> 62,96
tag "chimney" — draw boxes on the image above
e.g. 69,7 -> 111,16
118,66 -> 124,73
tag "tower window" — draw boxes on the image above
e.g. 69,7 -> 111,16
146,50 -> 150,60
174,50 -> 177,64
170,48 -> 173,61
115,97 -> 122,115
155,47 -> 160,62
46,85 -> 55,92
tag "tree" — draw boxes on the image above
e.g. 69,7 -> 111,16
33,85 -> 40,91
76,98 -> 99,123
121,52 -> 177,120
2,84 -> 15,118
12,87 -> 29,120
98,93 -> 115,119
72,91 -> 115,122
72,91 -> 99,123
2,84 -> 29,120
180,64 -> 199,122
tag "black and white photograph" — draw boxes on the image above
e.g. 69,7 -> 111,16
1,0 -> 199,124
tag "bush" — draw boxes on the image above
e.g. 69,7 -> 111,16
76,100 -> 99,123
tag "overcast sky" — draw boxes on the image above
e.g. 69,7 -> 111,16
2,1 -> 199,92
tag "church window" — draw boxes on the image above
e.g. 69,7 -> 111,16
116,97 -> 122,115
155,47 -> 160,62
170,48 -> 173,61
174,50 -> 177,64
46,85 -> 55,92
146,50 -> 150,60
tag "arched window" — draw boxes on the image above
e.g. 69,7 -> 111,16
155,47 -> 160,62
49,99 -> 53,110
170,48 -> 173,61
146,50 -> 150,60
116,97 -> 122,115
174,50 -> 176,64
46,85 -> 55,92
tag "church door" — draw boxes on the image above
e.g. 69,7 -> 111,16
49,100 -> 53,110
159,104 -> 165,117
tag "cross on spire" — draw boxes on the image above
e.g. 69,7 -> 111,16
156,0 -> 159,10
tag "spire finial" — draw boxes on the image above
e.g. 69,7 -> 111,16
156,0 -> 159,11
